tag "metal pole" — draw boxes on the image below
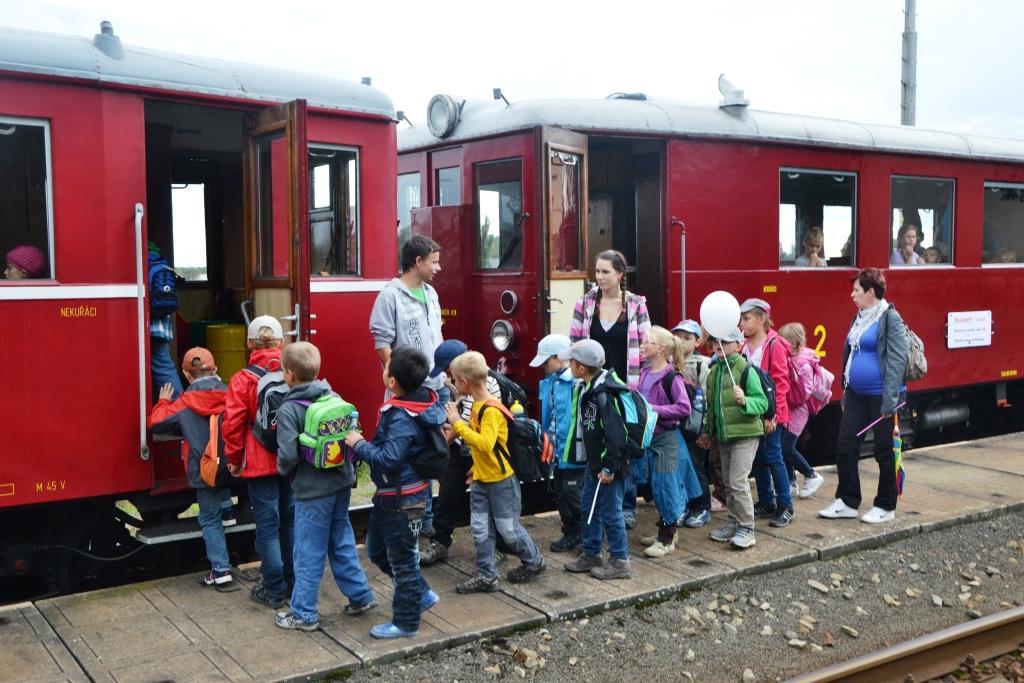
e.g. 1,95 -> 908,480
901,0 -> 917,126
672,217 -> 686,320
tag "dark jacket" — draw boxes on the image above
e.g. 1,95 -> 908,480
565,370 -> 630,477
841,305 -> 910,415
148,376 -> 226,489
276,379 -> 356,500
354,387 -> 446,503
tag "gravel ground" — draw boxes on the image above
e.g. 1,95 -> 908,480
345,511 -> 1024,683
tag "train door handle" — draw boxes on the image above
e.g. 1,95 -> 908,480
281,303 -> 302,338
546,297 -> 564,315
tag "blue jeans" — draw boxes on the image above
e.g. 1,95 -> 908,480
470,477 -> 543,581
581,470 -> 628,560
248,476 -> 295,599
151,337 -> 183,399
752,427 -> 793,511
622,467 -> 637,521
366,494 -> 430,632
195,487 -> 231,572
291,487 -> 373,624
780,427 -> 815,480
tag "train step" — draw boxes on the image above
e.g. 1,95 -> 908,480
135,510 -> 256,545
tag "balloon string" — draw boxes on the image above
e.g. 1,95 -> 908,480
717,340 -> 738,389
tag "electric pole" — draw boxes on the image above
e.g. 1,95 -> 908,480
901,0 -> 917,126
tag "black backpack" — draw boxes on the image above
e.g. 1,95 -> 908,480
147,254 -> 178,317
739,363 -> 777,421
477,401 -> 552,482
599,386 -> 658,460
488,369 -> 530,412
660,369 -> 705,438
407,426 -> 450,480
247,362 -> 289,452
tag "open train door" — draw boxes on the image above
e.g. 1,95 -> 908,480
540,127 -> 589,336
242,100 -> 310,341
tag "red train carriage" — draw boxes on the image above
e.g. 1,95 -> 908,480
0,24 -> 398,585
397,90 -> 1024,456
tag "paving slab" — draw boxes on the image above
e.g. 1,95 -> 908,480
914,434 -> 1024,476
898,454 -> 1024,510
0,602 -> 87,683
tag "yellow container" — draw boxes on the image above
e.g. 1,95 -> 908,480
205,323 -> 247,381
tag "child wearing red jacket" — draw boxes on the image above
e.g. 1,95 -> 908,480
223,315 -> 294,608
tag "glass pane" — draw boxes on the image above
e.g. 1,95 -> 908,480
436,166 -> 460,206
397,172 -> 421,261
255,132 -> 289,278
309,147 -> 359,276
549,151 -> 583,272
475,159 -> 523,270
779,170 -> 856,267
171,184 -> 208,281
0,120 -> 51,280
983,183 -> 1023,264
890,176 -> 955,265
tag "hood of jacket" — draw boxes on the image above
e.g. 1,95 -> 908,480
285,378 -> 333,403
383,387 -> 446,429
181,376 -> 226,416
248,347 -> 283,371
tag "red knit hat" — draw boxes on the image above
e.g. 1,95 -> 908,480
6,245 -> 46,277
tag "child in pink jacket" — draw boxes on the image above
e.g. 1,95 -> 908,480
777,323 -> 825,498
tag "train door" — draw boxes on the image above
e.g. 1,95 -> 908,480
242,101 -> 310,341
541,128 -> 589,337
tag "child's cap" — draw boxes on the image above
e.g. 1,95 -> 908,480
529,334 -> 571,367
429,339 -> 468,378
671,319 -> 702,337
557,339 -> 605,368
6,245 -> 46,277
716,328 -> 745,344
247,315 -> 284,340
182,347 -> 217,372
739,297 -> 771,315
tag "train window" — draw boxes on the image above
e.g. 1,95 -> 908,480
309,146 -> 360,276
436,166 -> 460,206
475,159 -> 523,271
170,184 -> 208,281
397,172 -> 421,261
779,169 -> 856,268
549,151 -> 583,273
254,132 -> 289,279
0,117 -> 53,280
890,176 -> 955,266
982,182 -> 1024,265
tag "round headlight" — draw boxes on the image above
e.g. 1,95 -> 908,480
426,94 -> 460,138
491,319 -> 514,352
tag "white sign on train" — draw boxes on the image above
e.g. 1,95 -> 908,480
946,310 -> 992,349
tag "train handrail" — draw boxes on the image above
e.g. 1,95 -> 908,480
134,203 -> 150,461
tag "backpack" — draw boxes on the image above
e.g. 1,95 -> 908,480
248,361 -> 289,452
477,401 -> 552,482
407,426 -> 450,480
604,387 -> 658,460
292,395 -> 360,469
659,369 -> 704,439
739,362 -> 777,421
147,254 -> 179,318
806,359 -> 835,415
903,326 -> 928,382
488,369 -> 530,412
786,357 -> 809,411
199,414 -> 231,487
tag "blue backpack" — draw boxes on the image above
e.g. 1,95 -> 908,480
605,387 -> 658,460
148,254 -> 178,317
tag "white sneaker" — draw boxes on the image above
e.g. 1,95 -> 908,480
818,498 -> 858,519
799,473 -> 825,498
861,507 -> 895,524
644,540 -> 676,558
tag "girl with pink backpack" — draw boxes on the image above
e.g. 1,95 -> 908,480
777,323 -> 829,498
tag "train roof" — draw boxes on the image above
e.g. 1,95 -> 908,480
0,23 -> 395,119
398,95 -> 1024,164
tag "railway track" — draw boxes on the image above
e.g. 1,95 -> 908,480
792,605 -> 1024,683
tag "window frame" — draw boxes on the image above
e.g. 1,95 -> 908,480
981,180 -> 1024,268
0,115 -> 55,282
434,165 -> 461,206
473,157 -> 524,273
778,166 -> 858,269
889,174 -> 956,268
307,143 -> 361,277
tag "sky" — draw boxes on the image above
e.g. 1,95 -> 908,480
3,0 -> 1023,138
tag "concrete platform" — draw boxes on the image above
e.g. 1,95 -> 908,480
4,432 -> 1020,682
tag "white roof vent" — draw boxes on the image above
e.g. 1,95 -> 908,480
93,21 -> 124,60
718,74 -> 749,109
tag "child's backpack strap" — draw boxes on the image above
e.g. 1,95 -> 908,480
476,399 -> 514,473
660,369 -> 680,402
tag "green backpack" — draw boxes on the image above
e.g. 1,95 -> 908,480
291,395 -> 360,469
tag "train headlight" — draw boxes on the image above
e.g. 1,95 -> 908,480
426,94 -> 461,138
490,319 -> 514,352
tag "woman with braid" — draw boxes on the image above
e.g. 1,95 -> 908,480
568,250 -> 651,528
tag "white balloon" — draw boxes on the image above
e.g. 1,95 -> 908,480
699,291 -> 741,339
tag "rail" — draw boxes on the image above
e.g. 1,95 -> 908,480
790,605 -> 1024,683
133,202 -> 150,461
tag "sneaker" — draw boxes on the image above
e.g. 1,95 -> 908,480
731,527 -> 756,549
623,515 -> 637,530
419,539 -> 449,567
644,534 -> 677,558
710,522 -> 739,543
861,506 -> 896,524
769,508 -> 795,528
456,575 -> 499,594
564,554 -> 605,573
420,589 -> 439,613
590,557 -> 634,580
818,498 -> 859,519
684,509 -> 711,528
549,535 -> 581,553
370,622 -> 418,639
494,550 -> 507,564
250,583 -> 285,608
799,472 -> 825,498
203,569 -> 233,586
639,534 -> 657,547
221,508 -> 237,527
753,501 -> 777,518
507,561 -> 545,584
275,610 -> 319,631
343,599 -> 378,616
710,497 -> 727,512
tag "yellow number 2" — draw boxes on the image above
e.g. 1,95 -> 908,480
813,324 -> 827,358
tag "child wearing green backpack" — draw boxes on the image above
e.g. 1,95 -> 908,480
274,342 -> 375,632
